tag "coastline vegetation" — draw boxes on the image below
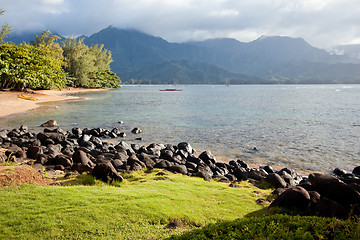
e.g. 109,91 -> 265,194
0,9 -> 120,90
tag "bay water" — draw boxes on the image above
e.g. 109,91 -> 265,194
1,84 -> 360,173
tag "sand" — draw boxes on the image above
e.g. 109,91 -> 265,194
0,88 -> 107,118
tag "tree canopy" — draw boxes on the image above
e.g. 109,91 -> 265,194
62,37 -> 119,88
0,25 -> 120,90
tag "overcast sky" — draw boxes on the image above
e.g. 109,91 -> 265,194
1,0 -> 359,49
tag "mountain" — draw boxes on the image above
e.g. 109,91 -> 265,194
121,59 -> 267,84
5,26 -> 360,84
4,31 -> 65,44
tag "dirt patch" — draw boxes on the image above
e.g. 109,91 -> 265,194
0,165 -> 53,187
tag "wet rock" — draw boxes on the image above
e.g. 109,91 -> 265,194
353,166 -> 360,177
92,162 -> 123,183
333,168 -> 347,177
225,174 -> 237,182
127,154 -> 146,171
269,186 -> 311,211
54,154 -> 73,168
196,163 -> 213,181
313,196 -> 348,219
0,130 -> 9,139
27,146 -> 43,159
309,173 -> 360,209
154,159 -> 173,169
261,165 -> 275,174
169,164 -> 188,175
198,150 -> 216,165
248,169 -> 268,181
72,150 -> 95,168
265,173 -> 287,188
177,142 -> 193,155
131,127 -> 142,134
71,127 -> 82,136
232,167 -> 249,181
137,153 -> 156,169
40,120 -> 57,127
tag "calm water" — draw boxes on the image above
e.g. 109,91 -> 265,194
1,85 -> 360,173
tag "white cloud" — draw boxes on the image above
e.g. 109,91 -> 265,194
1,0 -> 360,48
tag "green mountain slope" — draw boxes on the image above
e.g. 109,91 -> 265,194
121,59 -> 267,84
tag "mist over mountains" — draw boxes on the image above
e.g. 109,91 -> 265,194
5,26 -> 360,84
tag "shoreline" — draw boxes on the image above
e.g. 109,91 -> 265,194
0,88 -> 108,118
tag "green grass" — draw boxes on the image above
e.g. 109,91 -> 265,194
168,215 -> 360,240
0,169 -> 271,239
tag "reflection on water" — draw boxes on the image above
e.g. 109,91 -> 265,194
1,85 -> 360,173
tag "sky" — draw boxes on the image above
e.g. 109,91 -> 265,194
1,0 -> 360,49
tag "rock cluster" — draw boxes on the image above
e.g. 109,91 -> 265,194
269,169 -> 360,219
0,125 -> 303,186
1,124 -> 359,219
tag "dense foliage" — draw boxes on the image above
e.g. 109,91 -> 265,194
168,215 -> 360,240
0,42 -> 67,90
62,37 -> 119,88
0,22 -> 120,90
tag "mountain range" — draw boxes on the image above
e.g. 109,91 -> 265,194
5,26 -> 360,84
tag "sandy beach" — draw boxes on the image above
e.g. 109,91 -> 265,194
0,88 -> 107,118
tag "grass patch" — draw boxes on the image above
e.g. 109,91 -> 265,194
167,215 -> 360,240
0,169 -> 271,239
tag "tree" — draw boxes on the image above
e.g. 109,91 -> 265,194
62,37 -> 96,87
0,42 -> 67,90
62,38 -> 120,88
31,30 -> 63,61
0,9 -> 12,43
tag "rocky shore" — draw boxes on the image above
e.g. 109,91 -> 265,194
1,124 -> 359,219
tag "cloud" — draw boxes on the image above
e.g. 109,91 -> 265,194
1,0 -> 360,48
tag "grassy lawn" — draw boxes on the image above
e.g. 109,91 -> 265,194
0,169 -> 271,239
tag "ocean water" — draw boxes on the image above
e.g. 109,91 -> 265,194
1,84 -> 360,173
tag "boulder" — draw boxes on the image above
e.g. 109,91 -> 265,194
137,153 -> 156,169
333,168 -> 347,177
127,154 -> 146,171
232,167 -> 249,181
353,166 -> 360,177
198,150 -> 216,165
281,173 -> 296,187
248,169 -> 268,181
71,127 -> 82,136
40,120 -> 57,127
131,127 -> 142,134
309,173 -> 360,209
265,173 -> 287,188
92,162 -> 123,182
196,164 -> 213,181
269,186 -> 311,211
177,142 -> 193,155
54,155 -> 73,168
27,146 -> 43,159
72,150 -> 95,171
154,159 -> 173,169
169,164 -> 188,175
313,197 -> 348,219
224,174 -> 237,182
261,165 -> 275,174
111,159 -> 126,171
